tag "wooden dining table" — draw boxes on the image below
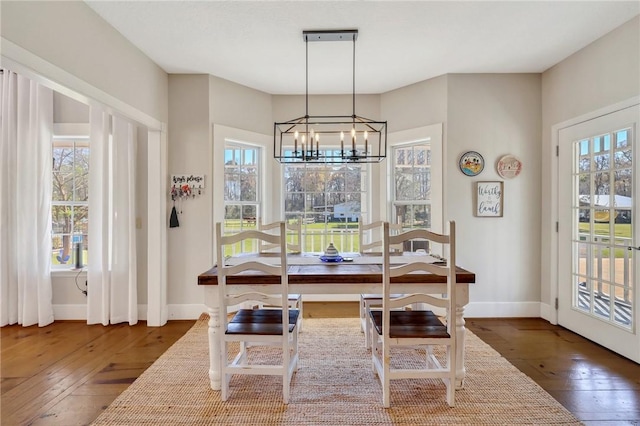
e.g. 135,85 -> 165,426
198,253 -> 476,391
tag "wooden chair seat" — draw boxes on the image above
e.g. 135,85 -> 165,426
228,309 -> 299,335
369,310 -> 448,339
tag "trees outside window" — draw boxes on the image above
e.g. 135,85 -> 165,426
223,144 -> 260,232
52,136 -> 89,266
392,142 -> 432,229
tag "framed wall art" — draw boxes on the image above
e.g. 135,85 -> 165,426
475,181 -> 503,217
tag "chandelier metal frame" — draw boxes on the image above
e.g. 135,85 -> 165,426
274,29 -> 387,164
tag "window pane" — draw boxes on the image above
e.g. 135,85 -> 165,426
616,129 -> 629,148
224,173 -> 240,201
239,172 -> 257,201
52,173 -> 73,201
395,172 -> 413,200
74,206 -> 89,234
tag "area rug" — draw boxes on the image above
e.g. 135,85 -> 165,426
92,314 -> 582,425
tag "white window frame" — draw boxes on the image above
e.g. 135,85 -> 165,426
51,123 -> 90,271
212,125 -> 276,257
382,124 -> 444,235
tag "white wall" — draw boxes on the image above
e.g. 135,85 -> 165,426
166,75 -> 211,318
381,75 -> 448,133
381,73 -> 543,317
540,16 -> 640,319
1,0 -> 168,124
448,74 -> 542,317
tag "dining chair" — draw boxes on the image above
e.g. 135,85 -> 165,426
370,221 -> 457,408
258,219 -> 303,331
215,222 -> 299,403
358,218 -> 403,348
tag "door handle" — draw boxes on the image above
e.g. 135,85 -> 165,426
629,246 -> 640,251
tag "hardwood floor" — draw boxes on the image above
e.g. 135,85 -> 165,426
2,304 -> 639,425
466,317 -> 640,425
1,319 -> 195,425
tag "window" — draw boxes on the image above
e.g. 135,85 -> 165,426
392,142 -> 432,250
223,143 -> 260,251
51,136 -> 89,267
283,149 -> 367,253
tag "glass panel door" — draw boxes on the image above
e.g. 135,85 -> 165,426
558,104 -> 639,362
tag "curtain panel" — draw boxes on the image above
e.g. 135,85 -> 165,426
0,69 -> 55,327
87,109 -> 138,325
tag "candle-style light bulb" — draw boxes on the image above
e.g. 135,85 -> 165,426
294,131 -> 299,155
340,131 -> 345,154
364,131 -> 368,154
351,128 -> 356,153
315,133 -> 319,156
302,134 -> 306,157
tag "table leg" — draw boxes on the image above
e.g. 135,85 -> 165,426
207,306 -> 221,390
455,304 -> 466,389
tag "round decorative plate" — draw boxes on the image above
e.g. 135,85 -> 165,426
320,255 -> 343,263
459,151 -> 485,176
496,154 -> 522,179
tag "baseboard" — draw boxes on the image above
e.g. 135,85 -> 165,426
53,304 -> 88,320
167,304 -> 208,320
465,301 -> 541,318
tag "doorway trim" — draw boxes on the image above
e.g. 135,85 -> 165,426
547,96 -> 640,325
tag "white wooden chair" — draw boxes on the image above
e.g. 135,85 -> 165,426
215,222 -> 299,403
359,218 -> 403,348
258,220 -> 303,331
370,221 -> 457,408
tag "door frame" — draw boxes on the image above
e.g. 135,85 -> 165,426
548,96 -> 640,325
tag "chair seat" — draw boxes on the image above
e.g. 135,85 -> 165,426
227,309 -> 299,335
369,310 -> 449,339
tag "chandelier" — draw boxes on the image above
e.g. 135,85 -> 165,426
274,29 -> 387,164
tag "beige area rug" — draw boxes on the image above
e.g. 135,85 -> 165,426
92,314 -> 582,425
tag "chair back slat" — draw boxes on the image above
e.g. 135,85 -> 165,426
387,293 -> 448,310
360,218 -> 402,253
388,261 -> 448,278
224,260 -> 283,277
259,220 -> 301,253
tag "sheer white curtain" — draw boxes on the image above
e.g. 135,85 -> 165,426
87,108 -> 138,325
0,69 -> 55,327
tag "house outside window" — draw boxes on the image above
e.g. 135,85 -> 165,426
283,150 -> 368,253
52,136 -> 89,267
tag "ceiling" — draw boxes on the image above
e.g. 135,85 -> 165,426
85,1 -> 639,95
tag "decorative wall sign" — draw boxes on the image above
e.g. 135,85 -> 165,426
459,151 -> 484,176
170,174 -> 205,199
496,154 -> 522,179
475,181 -> 503,217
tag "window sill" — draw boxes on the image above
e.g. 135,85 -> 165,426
51,268 -> 87,278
